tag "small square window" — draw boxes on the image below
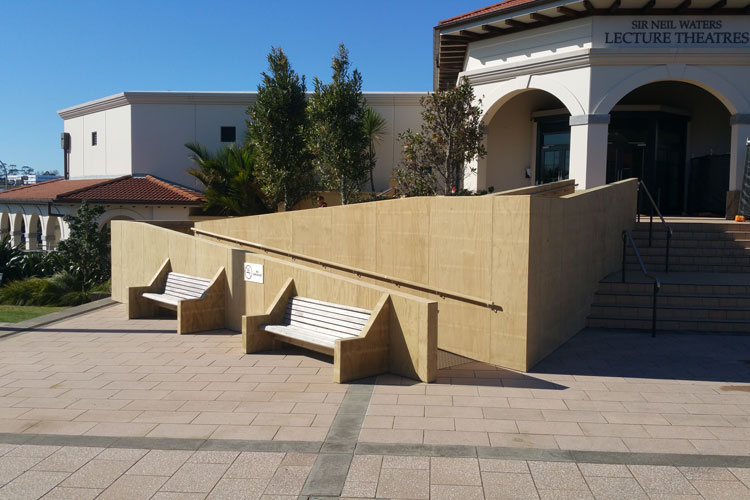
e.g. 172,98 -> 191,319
220,126 -> 236,143
91,131 -> 98,146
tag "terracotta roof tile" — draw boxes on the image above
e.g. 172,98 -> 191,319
0,176 -> 204,204
0,178 -> 109,201
438,0 -> 537,26
61,175 -> 204,203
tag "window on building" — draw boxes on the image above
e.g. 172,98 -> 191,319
91,131 -> 98,146
220,126 -> 236,143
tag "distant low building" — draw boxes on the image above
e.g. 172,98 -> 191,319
6,174 -> 61,187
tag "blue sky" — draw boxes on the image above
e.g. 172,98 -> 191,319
0,0 -> 489,173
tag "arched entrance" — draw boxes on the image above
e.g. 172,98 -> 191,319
480,89 -> 572,191
0,212 -> 9,241
605,81 -> 731,216
44,216 -> 63,251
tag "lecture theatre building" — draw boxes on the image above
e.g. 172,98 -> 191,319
438,0 -> 750,216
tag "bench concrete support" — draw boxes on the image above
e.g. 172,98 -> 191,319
127,259 -> 171,320
334,293 -> 390,383
177,268 -> 227,334
243,278 -> 295,353
127,258 -> 228,334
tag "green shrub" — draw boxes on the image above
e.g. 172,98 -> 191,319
0,272 -> 109,307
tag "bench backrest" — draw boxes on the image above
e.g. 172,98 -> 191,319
163,272 -> 212,300
284,296 -> 372,339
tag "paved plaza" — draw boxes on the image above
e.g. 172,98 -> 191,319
0,303 -> 748,498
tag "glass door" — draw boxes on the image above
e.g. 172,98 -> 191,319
536,121 -> 570,185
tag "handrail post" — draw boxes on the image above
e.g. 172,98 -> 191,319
622,231 -> 627,283
637,182 -> 641,223
649,204 -> 653,247
652,281 -> 658,338
665,230 -> 671,273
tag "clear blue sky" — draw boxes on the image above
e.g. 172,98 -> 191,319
0,0 -> 489,174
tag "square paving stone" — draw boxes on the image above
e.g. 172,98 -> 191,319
430,457 -> 481,486
481,471 -> 540,500
263,465 -> 311,496
126,449 -> 194,476
628,465 -> 698,495
0,470 -> 69,500
584,476 -> 649,500
40,486 -> 102,500
32,447 -> 104,473
341,480 -> 378,498
537,490 -> 594,500
430,484 -> 485,500
60,459 -> 132,489
376,468 -> 430,500
97,474 -> 168,500
205,478 -> 268,500
161,462 -> 230,493
224,452 -> 284,479
690,479 -> 750,500
528,461 -> 588,491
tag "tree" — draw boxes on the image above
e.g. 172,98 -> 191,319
393,77 -> 486,195
363,106 -> 387,192
307,44 -> 369,204
186,142 -> 269,216
392,130 -> 438,197
247,47 -> 314,211
56,201 -> 110,289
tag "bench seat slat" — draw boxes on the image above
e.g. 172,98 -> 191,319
282,317 -> 361,339
287,303 -> 369,325
142,292 -> 181,306
168,272 -> 212,284
284,313 -> 364,337
290,297 -> 371,316
163,286 -> 203,298
164,280 -> 209,293
286,305 -> 368,328
262,324 -> 338,349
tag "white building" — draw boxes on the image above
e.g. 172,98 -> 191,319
57,91 -> 427,192
437,0 -> 750,216
0,91 -> 426,250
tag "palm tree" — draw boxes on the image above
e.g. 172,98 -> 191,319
186,142 -> 269,216
363,106 -> 387,192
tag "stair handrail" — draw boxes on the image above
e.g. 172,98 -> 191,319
622,229 -> 661,337
637,180 -> 673,273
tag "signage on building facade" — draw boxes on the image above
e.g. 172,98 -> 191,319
244,262 -> 264,284
594,17 -> 750,48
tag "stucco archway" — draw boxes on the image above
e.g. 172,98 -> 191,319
605,80 -> 733,216
478,89 -> 573,191
0,212 -> 9,240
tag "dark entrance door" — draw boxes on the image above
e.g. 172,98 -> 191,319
606,112 -> 688,215
536,119 -> 570,185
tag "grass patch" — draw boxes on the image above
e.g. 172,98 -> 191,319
0,305 -> 66,323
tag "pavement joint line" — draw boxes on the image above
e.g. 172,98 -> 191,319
0,433 -> 748,469
301,378 -> 376,497
0,297 -> 116,341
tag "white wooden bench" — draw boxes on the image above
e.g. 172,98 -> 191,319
142,272 -> 213,310
260,296 -> 372,355
243,278 -> 392,382
128,259 -> 226,335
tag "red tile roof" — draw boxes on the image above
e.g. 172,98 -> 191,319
438,0 -> 536,26
0,178 -> 108,201
0,176 -> 204,204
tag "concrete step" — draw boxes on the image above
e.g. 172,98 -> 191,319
590,303 -> 750,321
597,280 -> 750,296
626,246 -> 750,258
593,290 -> 750,308
586,316 -> 750,333
624,263 -> 750,273
632,238 -> 750,250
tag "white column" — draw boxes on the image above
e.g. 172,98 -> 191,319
729,114 -> 750,192
24,215 -> 38,251
568,114 -> 610,190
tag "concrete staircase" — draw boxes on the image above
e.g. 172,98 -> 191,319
587,219 -> 750,333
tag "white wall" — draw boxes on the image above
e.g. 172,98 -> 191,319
65,106 -> 132,179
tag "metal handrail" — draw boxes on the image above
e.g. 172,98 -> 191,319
637,180 -> 673,273
622,229 -> 661,337
191,227 -> 502,312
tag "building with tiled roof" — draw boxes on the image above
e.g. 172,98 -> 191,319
434,0 -> 750,217
0,175 -> 204,250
